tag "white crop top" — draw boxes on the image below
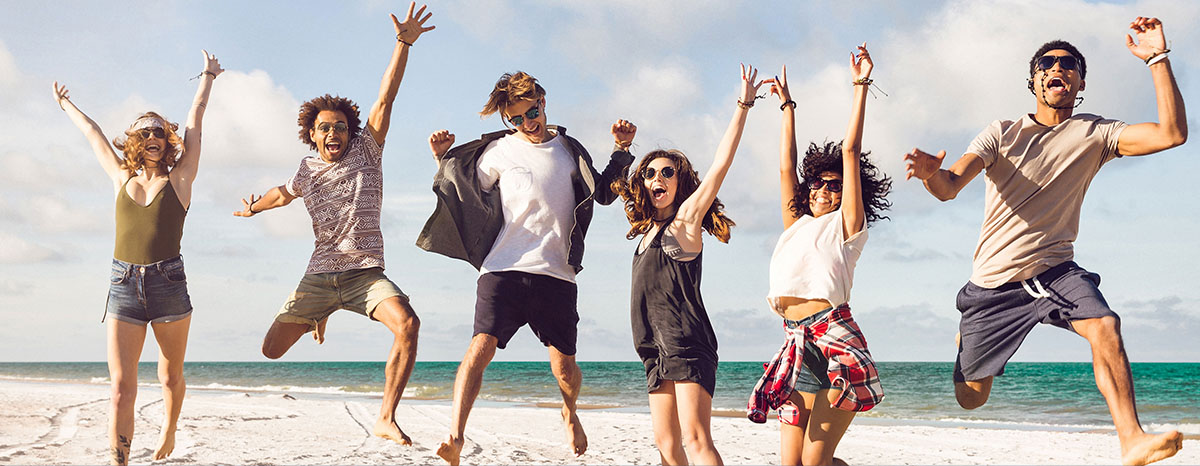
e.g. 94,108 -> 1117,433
766,210 -> 868,316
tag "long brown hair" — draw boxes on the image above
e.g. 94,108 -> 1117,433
612,149 -> 735,243
112,112 -> 183,172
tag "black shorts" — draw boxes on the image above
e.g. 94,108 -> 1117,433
475,271 -> 579,355
954,261 -> 1118,382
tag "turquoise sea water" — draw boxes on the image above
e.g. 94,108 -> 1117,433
1,361 -> 1196,431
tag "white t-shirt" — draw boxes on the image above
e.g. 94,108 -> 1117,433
476,131 -> 579,283
966,113 -> 1126,287
766,210 -> 868,317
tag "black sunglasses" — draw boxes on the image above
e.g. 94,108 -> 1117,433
1035,55 -> 1079,72
642,166 -> 675,180
138,128 -> 166,139
808,178 -> 843,193
315,122 -> 349,134
507,103 -> 541,127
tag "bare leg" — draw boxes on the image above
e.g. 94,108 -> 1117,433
548,346 -> 587,457
261,320 -> 312,359
106,319 -> 148,465
1072,316 -> 1182,465
780,391 -> 815,466
648,381 -> 687,465
799,388 -> 857,466
150,315 -> 191,460
954,376 -> 993,410
369,297 -> 420,445
437,334 -> 498,466
674,381 -> 723,465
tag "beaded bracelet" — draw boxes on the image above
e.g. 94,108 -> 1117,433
852,77 -> 873,86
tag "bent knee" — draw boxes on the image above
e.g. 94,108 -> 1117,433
262,343 -> 285,360
955,389 -> 989,410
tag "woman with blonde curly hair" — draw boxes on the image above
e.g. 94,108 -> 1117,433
53,50 -> 222,465
615,64 -> 762,466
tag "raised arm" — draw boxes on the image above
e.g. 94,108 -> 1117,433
172,50 -> 223,191
53,82 -> 129,190
365,2 -> 435,146
766,66 -> 801,228
428,129 -> 455,165
232,185 -> 297,218
1115,17 -> 1187,156
904,149 -> 984,202
673,64 -> 763,240
841,44 -> 871,237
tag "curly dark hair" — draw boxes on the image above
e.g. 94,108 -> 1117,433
612,149 -> 735,243
297,94 -> 363,150
1029,40 -> 1087,79
789,140 -> 892,226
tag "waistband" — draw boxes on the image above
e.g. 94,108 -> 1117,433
784,304 -> 847,329
992,260 -> 1078,292
112,254 -> 184,272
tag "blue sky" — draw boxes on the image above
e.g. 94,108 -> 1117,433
1,0 -> 1197,363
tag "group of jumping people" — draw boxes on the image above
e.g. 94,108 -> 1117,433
53,3 -> 1185,465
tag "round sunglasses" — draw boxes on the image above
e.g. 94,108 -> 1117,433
507,103 -> 541,127
641,166 -> 675,180
808,178 -> 843,193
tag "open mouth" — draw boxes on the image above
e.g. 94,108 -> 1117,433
1046,77 -> 1067,93
146,143 -> 162,152
651,186 -> 667,202
324,141 -> 342,153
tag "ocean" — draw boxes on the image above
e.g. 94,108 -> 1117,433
1,361 -> 1196,433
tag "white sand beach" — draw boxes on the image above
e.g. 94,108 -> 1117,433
1,379 -> 1195,465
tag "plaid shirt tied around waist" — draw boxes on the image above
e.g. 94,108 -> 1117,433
747,304 -> 883,423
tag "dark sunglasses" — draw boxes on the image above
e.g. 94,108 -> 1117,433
642,166 -> 675,180
1035,55 -> 1079,72
138,128 -> 166,139
507,103 -> 541,127
808,178 -> 843,193
315,122 -> 349,134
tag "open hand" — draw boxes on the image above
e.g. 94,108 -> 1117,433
763,65 -> 791,103
1125,17 -> 1167,61
52,81 -> 71,110
903,148 -> 946,181
233,193 -> 262,217
739,64 -> 765,106
429,130 -> 454,161
202,49 -> 224,78
851,42 -> 873,82
612,119 -> 637,149
393,2 -> 435,45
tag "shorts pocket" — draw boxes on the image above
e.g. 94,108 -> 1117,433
163,261 -> 187,283
110,263 -> 130,285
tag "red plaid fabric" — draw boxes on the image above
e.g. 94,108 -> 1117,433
747,304 -> 883,423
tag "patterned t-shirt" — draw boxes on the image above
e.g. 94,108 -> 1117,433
285,133 -> 385,274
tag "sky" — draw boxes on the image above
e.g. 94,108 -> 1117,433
1,0 -> 1197,363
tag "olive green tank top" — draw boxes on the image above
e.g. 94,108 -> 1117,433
114,178 -> 187,265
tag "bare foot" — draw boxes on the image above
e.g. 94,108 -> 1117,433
436,435 -> 464,466
373,418 -> 412,446
152,428 -> 174,460
1121,430 -> 1182,465
312,317 -> 329,344
562,406 -> 587,457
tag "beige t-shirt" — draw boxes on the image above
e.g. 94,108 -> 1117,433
966,113 -> 1126,288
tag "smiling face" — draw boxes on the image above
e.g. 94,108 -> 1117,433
1032,49 -> 1085,109
503,98 -> 549,144
807,171 -> 843,218
139,127 -> 166,164
309,110 -> 350,162
643,156 -> 679,215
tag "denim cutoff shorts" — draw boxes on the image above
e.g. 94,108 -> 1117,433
105,255 -> 193,325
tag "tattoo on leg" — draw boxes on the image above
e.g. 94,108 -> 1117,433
112,435 -> 130,464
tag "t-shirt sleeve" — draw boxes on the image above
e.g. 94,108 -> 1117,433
965,120 -> 1003,168
285,161 -> 307,197
476,140 -> 503,192
1097,117 -> 1128,163
359,130 -> 384,165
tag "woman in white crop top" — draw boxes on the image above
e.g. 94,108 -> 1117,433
752,44 -> 892,466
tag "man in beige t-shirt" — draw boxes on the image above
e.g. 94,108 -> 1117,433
905,17 -> 1186,466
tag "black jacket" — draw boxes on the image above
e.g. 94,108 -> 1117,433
416,126 -> 634,274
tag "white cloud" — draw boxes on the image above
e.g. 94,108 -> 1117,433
0,232 -> 62,264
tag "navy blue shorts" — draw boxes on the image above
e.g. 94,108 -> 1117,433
475,271 -> 578,355
105,256 -> 193,325
954,261 -> 1117,382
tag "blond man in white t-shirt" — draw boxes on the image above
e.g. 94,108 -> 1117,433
904,17 -> 1186,466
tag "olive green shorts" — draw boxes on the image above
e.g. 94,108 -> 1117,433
275,267 -> 408,329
